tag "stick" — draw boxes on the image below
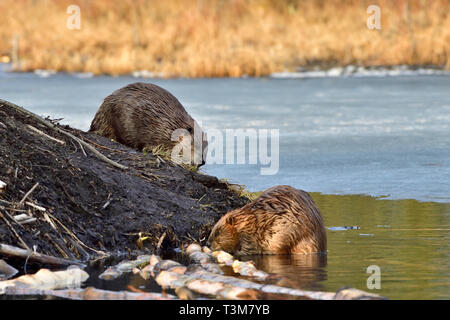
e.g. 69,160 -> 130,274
0,267 -> 88,294
156,232 -> 166,253
19,183 -> 39,206
0,206 -> 27,213
25,201 -> 46,212
13,214 -> 37,225
150,252 -> 386,300
3,286 -> 176,300
78,140 -> 87,157
26,124 -> 65,145
156,265 -> 336,300
44,233 -> 70,259
98,255 -> 152,280
79,136 -> 127,154
44,210 -> 105,256
1,208 -> 26,229
0,99 -> 128,170
0,211 -> 30,250
185,244 -> 223,274
0,242 -> 85,267
211,250 -> 270,280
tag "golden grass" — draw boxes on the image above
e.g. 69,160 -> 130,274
1,0 -> 449,77
147,144 -> 199,172
219,178 -> 261,201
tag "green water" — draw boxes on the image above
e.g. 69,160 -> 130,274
241,194 -> 450,299
84,194 -> 448,300
75,194 -> 449,300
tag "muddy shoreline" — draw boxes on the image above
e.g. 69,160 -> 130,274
0,99 -> 248,268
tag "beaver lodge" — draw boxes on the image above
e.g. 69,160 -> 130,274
0,99 -> 248,261
0,99 -> 385,300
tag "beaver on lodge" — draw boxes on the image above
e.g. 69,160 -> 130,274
89,82 -> 207,166
207,185 -> 327,255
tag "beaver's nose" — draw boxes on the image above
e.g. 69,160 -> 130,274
201,160 -> 206,166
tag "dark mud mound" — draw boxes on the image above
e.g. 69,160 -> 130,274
0,99 -> 248,262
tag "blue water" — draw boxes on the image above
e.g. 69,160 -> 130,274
1,68 -> 449,299
1,68 -> 449,203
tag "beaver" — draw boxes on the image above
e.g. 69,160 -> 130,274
89,82 -> 207,166
207,185 -> 327,255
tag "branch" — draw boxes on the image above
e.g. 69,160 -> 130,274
0,99 -> 128,170
0,242 -> 85,267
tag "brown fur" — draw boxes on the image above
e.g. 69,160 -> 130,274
207,185 -> 327,255
89,82 -> 207,165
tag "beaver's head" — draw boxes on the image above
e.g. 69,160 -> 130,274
207,212 -> 239,253
170,120 -> 208,167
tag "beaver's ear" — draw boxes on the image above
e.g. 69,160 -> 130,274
226,215 -> 234,226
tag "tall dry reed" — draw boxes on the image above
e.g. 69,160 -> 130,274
1,0 -> 449,77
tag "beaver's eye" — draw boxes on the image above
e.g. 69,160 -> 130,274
187,127 -> 193,133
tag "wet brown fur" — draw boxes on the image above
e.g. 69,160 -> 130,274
208,185 -> 327,255
89,82 -> 206,164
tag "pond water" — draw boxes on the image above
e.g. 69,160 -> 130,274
0,67 -> 449,299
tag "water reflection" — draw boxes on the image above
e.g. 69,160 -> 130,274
239,193 -> 450,299
241,254 -> 328,290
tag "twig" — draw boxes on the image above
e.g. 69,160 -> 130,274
0,242 -> 85,267
101,200 -> 111,210
78,135 -> 127,154
98,255 -> 152,280
3,286 -> 175,300
13,214 -> 37,225
78,140 -> 87,157
67,237 -> 91,261
0,211 -> 30,250
44,233 -> 70,259
26,124 -> 65,145
197,194 -> 206,204
43,213 -> 58,230
19,182 -> 39,206
45,210 -> 105,256
156,232 -> 166,254
25,201 -> 46,212
0,99 -> 128,170
0,207 -> 26,228
0,205 -> 27,213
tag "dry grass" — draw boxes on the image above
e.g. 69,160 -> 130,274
146,144 -> 199,172
219,178 -> 262,201
1,0 -> 449,77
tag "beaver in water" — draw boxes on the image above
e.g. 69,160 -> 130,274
207,185 -> 327,255
90,82 -> 207,166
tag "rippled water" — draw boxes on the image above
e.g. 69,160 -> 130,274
0,68 -> 448,299
245,193 -> 450,300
